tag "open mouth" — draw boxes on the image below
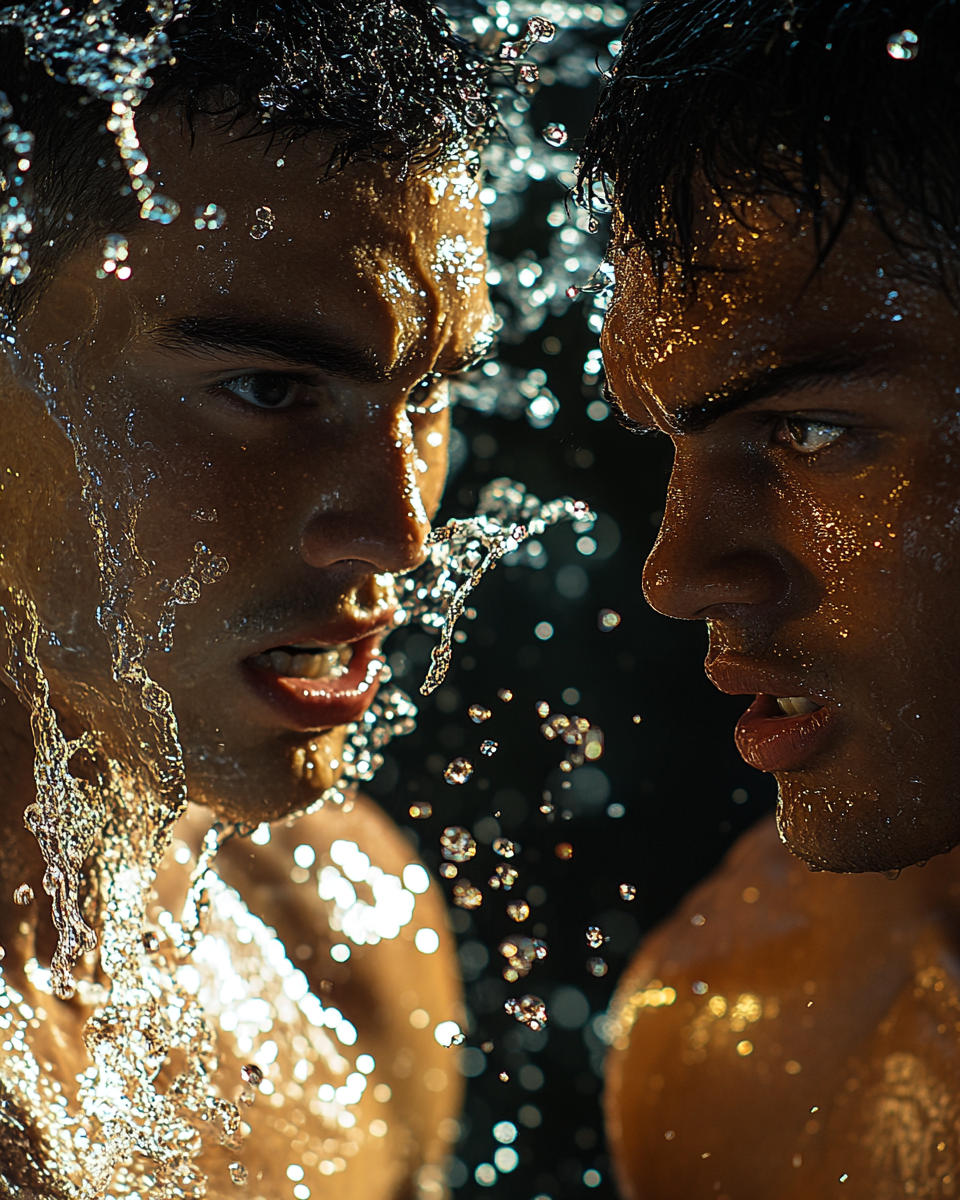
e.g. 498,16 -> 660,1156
244,631 -> 386,731
251,643 -> 353,681
735,692 -> 832,772
774,695 -> 823,717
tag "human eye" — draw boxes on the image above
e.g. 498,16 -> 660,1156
215,371 -> 303,410
773,416 -> 847,455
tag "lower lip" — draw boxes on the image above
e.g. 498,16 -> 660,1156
734,694 -> 833,772
243,633 -> 385,731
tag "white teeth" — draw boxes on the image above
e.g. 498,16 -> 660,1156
254,645 -> 351,679
776,696 -> 821,717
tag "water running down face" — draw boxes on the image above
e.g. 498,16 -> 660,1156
0,115 -> 493,827
603,198 -> 960,874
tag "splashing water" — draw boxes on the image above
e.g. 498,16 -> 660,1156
405,477 -> 593,696
0,0 -> 186,281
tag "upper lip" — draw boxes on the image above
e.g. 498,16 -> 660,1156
244,612 -> 397,660
705,656 -> 831,705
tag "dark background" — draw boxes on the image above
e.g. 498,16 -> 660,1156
373,9 -> 777,1197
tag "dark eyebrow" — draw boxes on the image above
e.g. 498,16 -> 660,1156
674,354 -> 874,434
150,314 -> 487,383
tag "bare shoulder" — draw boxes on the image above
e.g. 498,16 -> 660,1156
605,817 -> 960,1200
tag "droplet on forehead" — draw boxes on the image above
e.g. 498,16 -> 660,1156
249,206 -> 275,240
194,203 -> 226,231
140,194 -> 181,225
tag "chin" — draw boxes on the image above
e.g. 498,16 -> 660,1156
182,727 -> 347,826
776,773 -> 960,874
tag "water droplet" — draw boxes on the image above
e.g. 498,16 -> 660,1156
886,28 -> 919,59
586,926 -> 606,950
507,901 -> 530,922
444,757 -> 474,785
142,931 -> 160,953
441,825 -> 477,862
493,837 -> 517,859
806,862 -> 824,873
542,122 -> 568,147
480,739 -> 498,757
498,16 -> 556,60
452,881 -> 483,909
229,1162 -> 248,1186
193,202 -> 226,231
566,285 -> 581,299
249,205 -> 275,239
240,1064 -> 263,1087
408,802 -> 433,819
499,1070 -> 510,1082
504,994 -> 548,1031
555,842 -> 574,860
13,884 -> 34,906
488,865 -> 519,891
140,193 -> 180,224
619,883 -> 637,901
468,703 -> 492,723
497,687 -> 514,702
440,863 -> 458,879
883,868 -> 901,881
598,608 -> 621,630
536,700 -> 551,718
587,957 -> 608,977
631,714 -> 642,724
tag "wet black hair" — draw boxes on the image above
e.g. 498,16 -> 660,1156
577,0 -> 960,292
0,0 -> 495,318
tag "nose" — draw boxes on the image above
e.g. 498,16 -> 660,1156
642,448 -> 790,621
299,405 -> 431,575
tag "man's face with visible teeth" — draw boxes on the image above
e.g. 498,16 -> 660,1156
0,114 -> 493,825
603,197 -> 960,873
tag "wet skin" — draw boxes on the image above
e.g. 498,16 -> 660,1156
604,202 -> 960,875
0,114 -> 491,1194
601,201 -> 960,1196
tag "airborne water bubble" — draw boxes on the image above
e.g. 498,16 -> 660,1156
480,739 -> 498,756
504,994 -> 548,1031
619,883 -> 637,902
542,122 -> 568,147
493,836 -> 517,858
440,825 -> 477,862
444,757 -> 474,785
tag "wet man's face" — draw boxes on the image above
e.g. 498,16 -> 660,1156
603,200 -> 960,872
0,116 -> 492,824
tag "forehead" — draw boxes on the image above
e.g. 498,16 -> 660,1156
80,116 -> 491,367
603,202 -> 957,409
